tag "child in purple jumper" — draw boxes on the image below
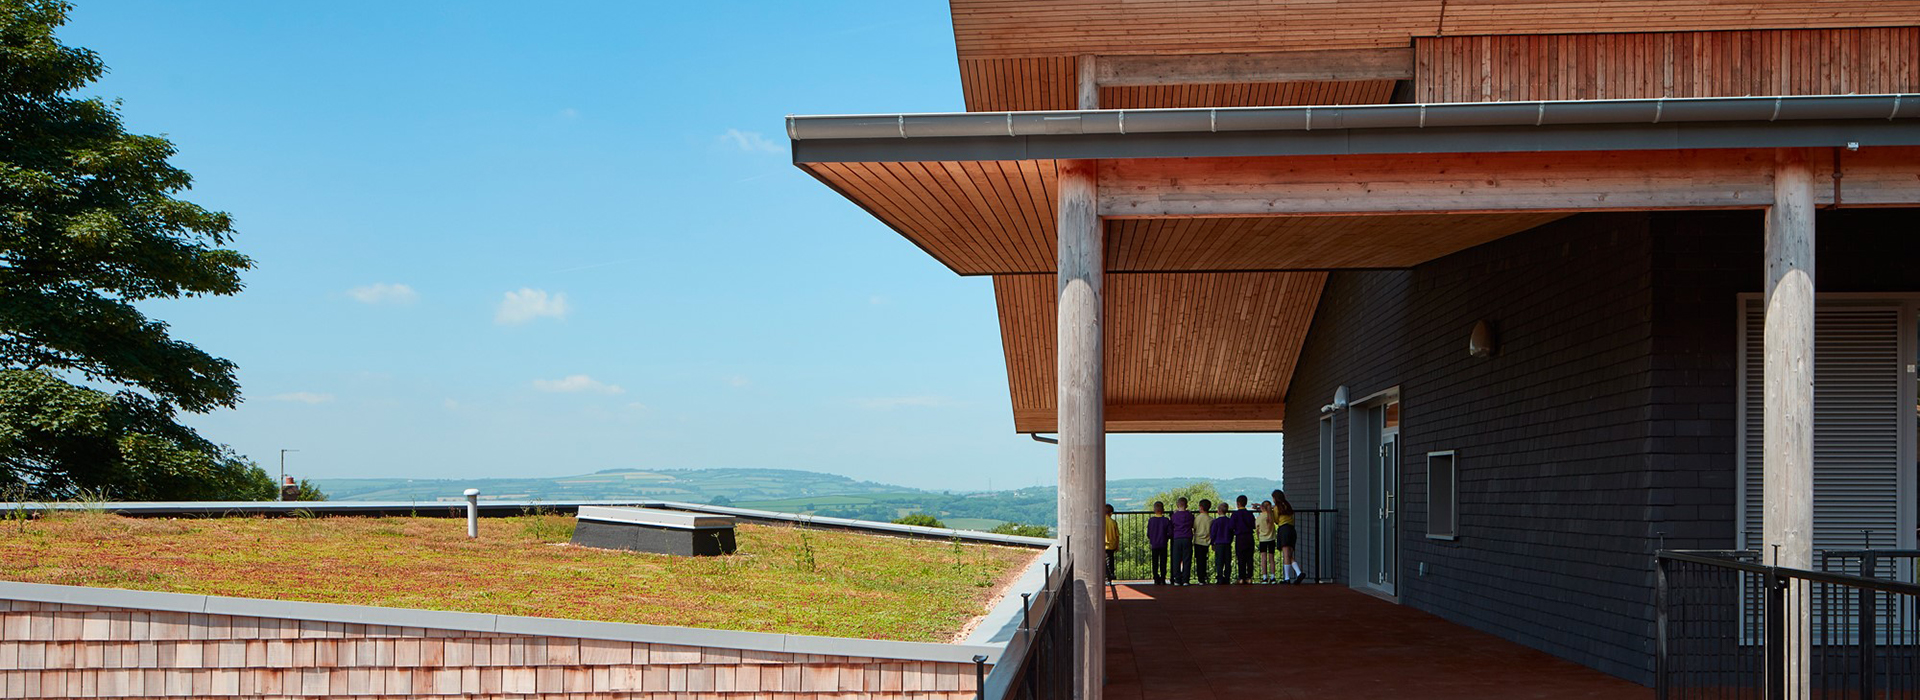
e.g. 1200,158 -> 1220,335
1146,501 -> 1171,584
1169,497 -> 1196,586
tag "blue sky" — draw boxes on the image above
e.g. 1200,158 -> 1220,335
62,1 -> 1281,492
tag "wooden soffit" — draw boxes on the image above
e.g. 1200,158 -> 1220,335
995,272 -> 1326,433
800,146 -> 1920,276
801,157 -> 1573,275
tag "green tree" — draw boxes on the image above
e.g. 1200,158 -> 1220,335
0,1 -> 259,500
988,522 -> 1052,538
0,369 -> 274,500
1147,481 -> 1222,511
290,479 -> 327,502
892,513 -> 945,528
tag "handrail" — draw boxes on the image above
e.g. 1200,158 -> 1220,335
1657,550 -> 1920,596
977,552 -> 1075,700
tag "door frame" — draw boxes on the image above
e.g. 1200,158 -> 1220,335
1346,386 -> 1402,597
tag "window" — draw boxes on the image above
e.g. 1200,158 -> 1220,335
1427,451 -> 1458,540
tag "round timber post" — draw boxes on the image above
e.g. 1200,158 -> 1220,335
1763,147 -> 1815,699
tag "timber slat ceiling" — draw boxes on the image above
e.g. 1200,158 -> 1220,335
995,272 -> 1327,433
805,160 -> 1576,275
1417,27 -> 1920,102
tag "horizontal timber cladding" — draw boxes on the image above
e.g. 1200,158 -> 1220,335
1283,212 -> 1664,684
994,271 -> 1323,433
1417,27 -> 1920,103
950,1 -> 1920,112
0,599 -> 979,699
950,0 -> 1920,61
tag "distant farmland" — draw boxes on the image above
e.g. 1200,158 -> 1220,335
313,468 -> 1283,532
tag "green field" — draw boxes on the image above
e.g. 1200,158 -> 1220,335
1,512 -> 1036,643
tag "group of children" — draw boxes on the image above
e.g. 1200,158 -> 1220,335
1104,490 -> 1304,585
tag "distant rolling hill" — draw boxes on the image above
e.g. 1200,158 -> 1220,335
312,468 -> 1284,532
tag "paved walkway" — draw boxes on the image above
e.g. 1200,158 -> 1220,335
1102,582 -> 1650,699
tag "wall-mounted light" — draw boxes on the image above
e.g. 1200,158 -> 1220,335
1321,385 -> 1350,414
1469,320 -> 1497,358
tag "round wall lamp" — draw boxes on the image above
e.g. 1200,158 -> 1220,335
1469,320 -> 1497,358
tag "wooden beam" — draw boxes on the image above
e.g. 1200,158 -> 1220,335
1017,403 -> 1286,433
1094,48 -> 1415,86
1098,148 -> 1920,217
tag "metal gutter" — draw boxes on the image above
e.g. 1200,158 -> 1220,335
786,94 -> 1920,162
790,94 -> 1918,140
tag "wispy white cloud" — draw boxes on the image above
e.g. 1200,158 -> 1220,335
869,295 -> 888,306
271,392 -> 335,405
558,107 -> 579,119
855,395 -> 954,410
533,374 -> 624,395
347,283 -> 417,305
719,128 -> 783,154
723,375 -> 751,388
496,288 -> 569,325
442,398 -> 461,410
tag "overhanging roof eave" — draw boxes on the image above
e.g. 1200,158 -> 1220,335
788,94 -> 1920,164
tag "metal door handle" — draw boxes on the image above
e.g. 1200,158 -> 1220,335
1385,493 -> 1395,519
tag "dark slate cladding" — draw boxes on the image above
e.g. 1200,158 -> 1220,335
1285,212 -> 1661,684
1283,207 -> 1920,687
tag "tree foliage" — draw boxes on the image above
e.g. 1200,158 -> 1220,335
0,369 -> 274,500
988,522 -> 1052,538
1148,481 -> 1223,511
0,1 -> 260,500
892,513 -> 945,529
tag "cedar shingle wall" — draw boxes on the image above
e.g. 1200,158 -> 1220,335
0,599 -> 977,699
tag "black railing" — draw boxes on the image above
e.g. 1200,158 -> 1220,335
1822,549 -> 1920,582
979,553 -> 1076,700
1107,508 -> 1333,583
1657,549 -> 1920,699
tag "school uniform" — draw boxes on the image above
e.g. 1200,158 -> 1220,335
1145,513 -> 1171,584
1104,515 -> 1119,581
1230,506 -> 1257,582
1169,508 -> 1195,585
1208,515 -> 1234,584
1191,510 -> 1214,584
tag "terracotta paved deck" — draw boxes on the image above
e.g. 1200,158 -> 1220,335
1103,582 -> 1651,699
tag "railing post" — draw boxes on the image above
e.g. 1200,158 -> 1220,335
1655,554 -> 1669,700
1021,593 -> 1032,636
973,654 -> 987,700
1766,571 -> 1786,700
1858,579 -> 1877,700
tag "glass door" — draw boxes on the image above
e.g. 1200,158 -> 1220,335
1369,401 -> 1401,593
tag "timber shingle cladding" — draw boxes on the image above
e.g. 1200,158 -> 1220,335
0,598 -> 979,699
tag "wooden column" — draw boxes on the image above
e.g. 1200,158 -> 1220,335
1061,54 -> 1104,700
1764,147 -> 1815,699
